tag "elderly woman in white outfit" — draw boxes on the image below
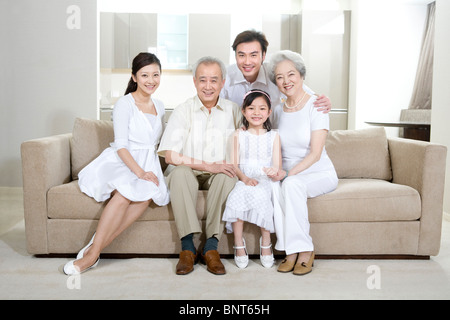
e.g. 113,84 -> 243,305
264,50 -> 338,275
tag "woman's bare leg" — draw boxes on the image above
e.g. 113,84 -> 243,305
73,192 -> 149,271
104,199 -> 150,247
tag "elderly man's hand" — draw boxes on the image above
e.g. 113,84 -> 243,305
205,163 -> 236,178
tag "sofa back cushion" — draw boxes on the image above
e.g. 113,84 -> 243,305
326,127 -> 392,181
71,117 -> 114,180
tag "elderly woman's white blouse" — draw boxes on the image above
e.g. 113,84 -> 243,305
271,95 -> 335,174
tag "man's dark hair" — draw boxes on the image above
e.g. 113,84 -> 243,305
232,30 -> 269,54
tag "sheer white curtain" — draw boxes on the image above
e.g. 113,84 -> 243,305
408,1 -> 435,110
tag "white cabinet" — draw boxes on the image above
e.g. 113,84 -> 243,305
100,13 -> 138,69
130,13 -> 158,62
100,13 -> 186,70
188,14 -> 231,68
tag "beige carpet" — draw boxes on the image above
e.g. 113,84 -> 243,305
1,188 -> 450,300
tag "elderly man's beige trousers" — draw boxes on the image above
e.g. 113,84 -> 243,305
166,165 -> 237,240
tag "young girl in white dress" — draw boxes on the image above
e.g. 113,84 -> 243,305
63,53 -> 170,275
222,89 -> 282,269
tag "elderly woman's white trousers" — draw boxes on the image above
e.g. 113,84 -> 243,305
273,171 -> 338,255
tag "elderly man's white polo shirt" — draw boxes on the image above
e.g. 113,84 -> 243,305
157,95 -> 241,174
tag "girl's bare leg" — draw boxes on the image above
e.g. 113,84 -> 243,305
260,228 -> 272,256
232,220 -> 246,256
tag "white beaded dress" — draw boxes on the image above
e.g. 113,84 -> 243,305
223,129 -> 277,233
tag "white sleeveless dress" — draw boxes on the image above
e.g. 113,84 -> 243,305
78,94 -> 170,206
223,130 -> 277,233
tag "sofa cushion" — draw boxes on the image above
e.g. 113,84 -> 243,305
326,127 -> 392,180
307,179 -> 421,223
70,117 -> 114,180
47,181 -> 207,221
48,179 -> 420,224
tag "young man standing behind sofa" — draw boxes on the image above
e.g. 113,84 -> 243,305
158,56 -> 240,275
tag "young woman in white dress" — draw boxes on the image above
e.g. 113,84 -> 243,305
63,53 -> 170,275
222,89 -> 282,269
264,50 -> 338,275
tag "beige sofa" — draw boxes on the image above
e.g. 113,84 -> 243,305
21,118 -> 447,258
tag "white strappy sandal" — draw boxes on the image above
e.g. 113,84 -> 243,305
233,238 -> 249,269
260,237 -> 274,268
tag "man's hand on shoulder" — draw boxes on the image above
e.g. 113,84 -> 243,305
314,94 -> 331,114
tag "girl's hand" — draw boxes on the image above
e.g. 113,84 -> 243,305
139,171 -> 159,186
263,167 -> 286,182
243,177 -> 258,186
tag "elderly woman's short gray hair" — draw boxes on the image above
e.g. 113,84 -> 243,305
268,50 -> 306,84
192,56 -> 227,80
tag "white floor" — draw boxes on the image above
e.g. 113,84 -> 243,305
1,187 -> 450,300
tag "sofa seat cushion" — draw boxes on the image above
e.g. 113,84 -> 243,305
308,179 -> 421,223
47,181 -> 207,221
49,179 -> 421,225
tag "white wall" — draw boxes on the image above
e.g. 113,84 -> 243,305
0,0 -> 98,187
431,0 -> 450,214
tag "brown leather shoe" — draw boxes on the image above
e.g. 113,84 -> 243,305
277,258 -> 296,273
176,250 -> 198,275
293,251 -> 315,276
201,250 -> 226,275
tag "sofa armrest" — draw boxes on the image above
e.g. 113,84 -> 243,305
21,133 -> 72,254
388,138 -> 447,255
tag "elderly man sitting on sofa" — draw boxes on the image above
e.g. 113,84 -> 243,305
157,56 -> 240,275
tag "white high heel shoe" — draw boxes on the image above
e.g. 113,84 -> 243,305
260,237 -> 274,268
233,238 -> 249,269
76,232 -> 96,259
63,233 -> 99,275
63,257 -> 99,275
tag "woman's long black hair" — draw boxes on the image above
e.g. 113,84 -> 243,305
124,52 -> 162,95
